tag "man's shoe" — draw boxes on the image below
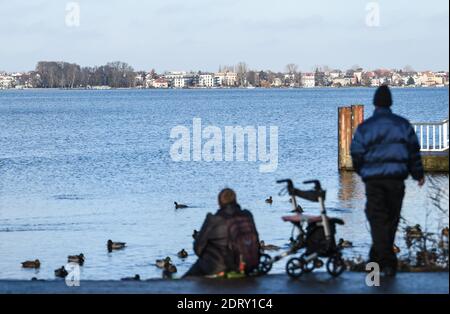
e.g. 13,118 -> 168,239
383,266 -> 397,277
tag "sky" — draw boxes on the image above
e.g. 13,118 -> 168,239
0,0 -> 448,72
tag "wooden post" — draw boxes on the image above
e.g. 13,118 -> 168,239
338,105 -> 364,170
338,107 -> 352,170
351,105 -> 364,134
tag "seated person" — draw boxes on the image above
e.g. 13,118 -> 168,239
184,188 -> 260,277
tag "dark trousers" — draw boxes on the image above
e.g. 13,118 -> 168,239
365,179 -> 405,270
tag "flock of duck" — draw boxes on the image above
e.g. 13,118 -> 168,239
21,239 -> 190,281
20,199 -> 356,280
22,240 -> 126,279
20,202 -> 194,280
20,237 -> 295,281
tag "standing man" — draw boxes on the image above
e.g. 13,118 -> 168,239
351,85 -> 425,277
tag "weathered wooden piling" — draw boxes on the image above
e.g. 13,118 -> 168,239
338,105 -> 364,170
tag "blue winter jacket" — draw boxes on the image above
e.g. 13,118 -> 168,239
350,107 -> 424,181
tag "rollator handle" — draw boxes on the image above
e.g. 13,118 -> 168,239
294,189 -> 325,203
303,180 -> 322,191
297,180 -> 326,202
277,179 -> 326,202
276,179 -> 294,190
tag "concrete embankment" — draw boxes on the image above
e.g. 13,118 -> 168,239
1,272 -> 448,294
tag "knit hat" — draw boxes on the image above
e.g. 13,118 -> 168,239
218,188 -> 236,207
373,85 -> 392,107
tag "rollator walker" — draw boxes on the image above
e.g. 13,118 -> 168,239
257,179 -> 346,278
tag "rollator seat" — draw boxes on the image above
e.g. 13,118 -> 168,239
282,214 -> 322,224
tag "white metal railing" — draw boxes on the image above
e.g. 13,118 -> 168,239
412,119 -> 449,152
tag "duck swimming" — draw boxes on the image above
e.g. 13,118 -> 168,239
156,257 -> 171,268
174,202 -> 188,209
165,263 -> 177,273
442,227 -> 449,238
265,196 -> 273,205
177,249 -> 188,259
162,263 -> 177,279
260,241 -> 280,251
68,253 -> 85,266
54,266 -> 68,278
107,240 -> 126,252
338,238 -> 353,248
21,259 -> 40,269
121,274 -> 140,281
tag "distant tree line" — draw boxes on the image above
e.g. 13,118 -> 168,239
32,61 -> 136,88
12,61 -> 438,89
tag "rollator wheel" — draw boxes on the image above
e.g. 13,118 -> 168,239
286,257 -> 304,278
326,255 -> 345,277
299,253 -> 315,273
257,254 -> 273,275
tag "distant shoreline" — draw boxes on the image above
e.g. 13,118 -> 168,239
1,86 -> 449,91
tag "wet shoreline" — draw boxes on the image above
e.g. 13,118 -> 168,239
1,272 -> 448,294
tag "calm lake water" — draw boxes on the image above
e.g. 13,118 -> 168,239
0,88 -> 448,280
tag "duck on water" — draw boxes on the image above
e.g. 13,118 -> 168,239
107,240 -> 126,252
174,202 -> 188,209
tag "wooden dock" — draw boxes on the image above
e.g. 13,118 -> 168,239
413,119 -> 449,172
421,151 -> 449,172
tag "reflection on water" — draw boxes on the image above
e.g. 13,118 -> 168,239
337,170 -> 366,210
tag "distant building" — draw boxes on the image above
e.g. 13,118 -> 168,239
370,78 -> 383,87
198,74 -> 214,87
163,71 -> 184,87
152,78 -> 169,89
301,73 -> 316,88
417,71 -> 449,86
329,70 -> 342,79
135,74 -> 144,86
165,71 -> 186,80
214,72 -> 237,87
419,71 -> 438,87
435,71 -> 449,86
174,77 -> 187,88
0,74 -> 15,89
272,77 -> 283,87
284,73 -> 296,86
284,73 -> 295,81
391,72 -> 408,86
353,71 -> 363,84
371,79 -> 380,87
332,77 -> 352,87
164,72 -> 195,88
348,76 -> 358,86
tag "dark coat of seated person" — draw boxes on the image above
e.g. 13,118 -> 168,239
183,188 -> 259,277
